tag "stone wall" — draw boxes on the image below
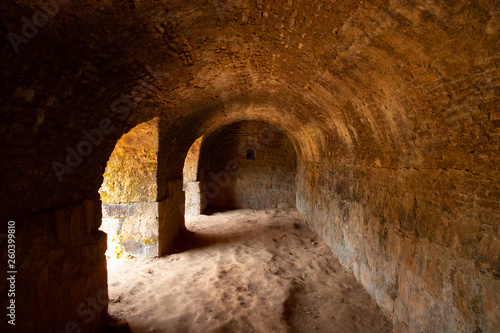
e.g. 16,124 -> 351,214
184,181 -> 202,217
0,198 -> 108,333
159,180 -> 186,255
183,136 -> 203,182
0,0 -> 498,332
297,161 -> 500,333
101,202 -> 159,257
99,119 -> 159,204
199,121 -> 296,211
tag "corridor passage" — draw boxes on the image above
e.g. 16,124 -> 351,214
107,210 -> 392,333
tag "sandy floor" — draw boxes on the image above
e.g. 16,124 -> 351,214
107,209 -> 393,333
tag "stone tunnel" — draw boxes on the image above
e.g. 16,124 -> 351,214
0,0 -> 498,332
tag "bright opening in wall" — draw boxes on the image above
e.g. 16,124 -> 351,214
98,118 -> 160,260
183,136 -> 204,217
197,121 -> 297,212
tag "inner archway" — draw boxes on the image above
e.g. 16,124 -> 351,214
198,120 -> 297,212
183,136 -> 204,217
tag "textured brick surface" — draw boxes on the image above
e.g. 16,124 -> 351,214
101,202 -> 159,257
0,198 -> 108,332
199,121 -> 296,210
100,118 -> 159,204
297,161 -> 499,332
0,0 -> 498,332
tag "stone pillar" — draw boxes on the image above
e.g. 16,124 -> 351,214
184,181 -> 201,216
158,180 -> 186,255
1,198 -> 108,333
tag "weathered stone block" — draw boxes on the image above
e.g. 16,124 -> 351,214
101,202 -> 160,257
184,181 -> 201,216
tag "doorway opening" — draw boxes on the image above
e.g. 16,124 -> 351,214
182,136 -> 204,217
98,118 -> 160,259
197,120 -> 297,213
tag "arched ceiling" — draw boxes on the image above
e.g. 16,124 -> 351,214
0,0 -> 498,218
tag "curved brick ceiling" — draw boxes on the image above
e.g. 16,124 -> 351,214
0,0 -> 498,218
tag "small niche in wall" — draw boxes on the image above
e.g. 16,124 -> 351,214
246,149 -> 255,161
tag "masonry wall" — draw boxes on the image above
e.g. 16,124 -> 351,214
101,202 -> 159,257
297,160 -> 500,333
199,121 -> 296,211
184,137 -> 203,216
0,197 -> 108,333
0,0 -> 498,332
99,119 -> 159,204
99,119 -> 160,257
183,136 -> 203,183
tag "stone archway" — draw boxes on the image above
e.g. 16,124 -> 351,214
99,118 -> 160,258
183,136 -> 204,217
198,120 -> 297,212
2,0 -> 499,332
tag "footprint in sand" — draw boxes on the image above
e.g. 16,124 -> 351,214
237,296 -> 252,308
107,210 -> 393,333
130,282 -> 145,295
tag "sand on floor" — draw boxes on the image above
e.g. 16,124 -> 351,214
107,209 -> 393,333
